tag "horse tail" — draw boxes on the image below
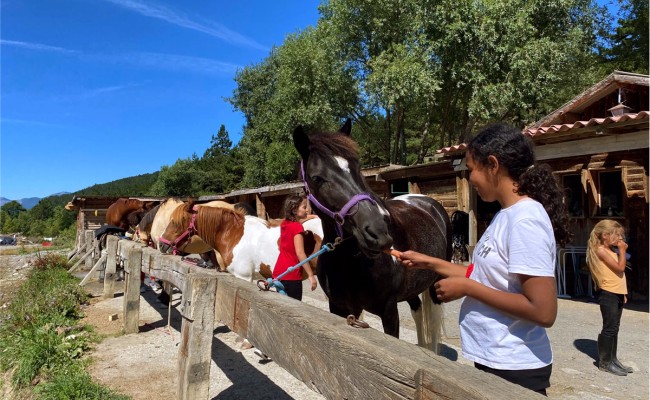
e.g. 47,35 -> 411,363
414,290 -> 442,354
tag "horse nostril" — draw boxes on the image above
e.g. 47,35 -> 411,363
364,225 -> 379,240
364,225 -> 392,249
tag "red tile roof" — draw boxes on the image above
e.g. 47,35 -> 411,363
437,111 -> 649,154
523,111 -> 649,137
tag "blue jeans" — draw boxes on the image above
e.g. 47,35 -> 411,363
598,290 -> 624,337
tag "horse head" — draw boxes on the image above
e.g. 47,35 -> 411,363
159,200 -> 196,255
293,120 -> 392,257
159,201 -> 245,267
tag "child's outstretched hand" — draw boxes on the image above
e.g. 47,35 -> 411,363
394,250 -> 433,269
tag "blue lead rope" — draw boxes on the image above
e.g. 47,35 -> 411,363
260,243 -> 335,295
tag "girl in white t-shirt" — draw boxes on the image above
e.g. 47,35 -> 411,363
398,124 -> 571,396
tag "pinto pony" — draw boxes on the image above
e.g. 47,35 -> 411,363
159,203 -> 323,282
293,120 -> 451,352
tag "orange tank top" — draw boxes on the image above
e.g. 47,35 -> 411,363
589,247 -> 627,294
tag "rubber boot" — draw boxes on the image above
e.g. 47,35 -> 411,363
598,334 -> 627,376
612,336 -> 633,373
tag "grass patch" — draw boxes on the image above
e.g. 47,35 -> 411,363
34,364 -> 129,400
0,254 -> 129,399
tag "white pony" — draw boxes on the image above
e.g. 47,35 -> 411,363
229,215 -> 324,281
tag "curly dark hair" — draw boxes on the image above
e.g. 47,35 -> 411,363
468,124 -> 572,247
283,194 -> 306,222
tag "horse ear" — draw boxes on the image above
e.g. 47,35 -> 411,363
184,200 -> 195,212
340,119 -> 352,136
293,126 -> 310,160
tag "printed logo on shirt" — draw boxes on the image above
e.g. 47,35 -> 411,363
477,243 -> 492,258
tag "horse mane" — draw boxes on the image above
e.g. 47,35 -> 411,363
195,207 -> 245,247
307,131 -> 372,193
137,203 -> 161,231
308,131 -> 359,160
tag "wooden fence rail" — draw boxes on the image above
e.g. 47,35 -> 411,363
84,232 -> 543,400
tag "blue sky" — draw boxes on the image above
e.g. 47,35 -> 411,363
0,0 -> 321,200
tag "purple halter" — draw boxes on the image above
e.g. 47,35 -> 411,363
301,160 -> 377,237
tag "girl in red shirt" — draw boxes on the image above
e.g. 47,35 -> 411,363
272,194 -> 318,300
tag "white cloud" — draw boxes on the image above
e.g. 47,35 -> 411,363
0,39 -> 78,54
105,0 -> 269,52
115,52 -> 241,75
54,83 -> 146,102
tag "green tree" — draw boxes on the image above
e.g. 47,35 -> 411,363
228,27 -> 358,187
30,198 -> 55,221
602,0 -> 649,73
205,125 -> 233,158
150,158 -> 207,196
1,201 -> 26,218
231,0 -> 606,175
0,211 -> 17,233
320,0 -> 435,163
198,125 -> 237,194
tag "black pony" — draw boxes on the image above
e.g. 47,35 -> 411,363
293,120 -> 451,351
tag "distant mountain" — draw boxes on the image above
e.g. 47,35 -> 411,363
0,192 -> 71,210
18,197 -> 41,209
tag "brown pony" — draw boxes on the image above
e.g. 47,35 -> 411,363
106,198 -> 155,231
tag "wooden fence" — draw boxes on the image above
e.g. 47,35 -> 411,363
73,231 -> 544,400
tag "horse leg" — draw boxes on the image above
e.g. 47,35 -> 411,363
328,300 -> 351,319
198,251 -> 225,271
380,301 -> 400,338
158,282 -> 172,306
409,290 -> 442,354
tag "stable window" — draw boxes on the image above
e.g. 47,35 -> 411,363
391,180 -> 409,195
598,170 -> 624,217
563,174 -> 586,218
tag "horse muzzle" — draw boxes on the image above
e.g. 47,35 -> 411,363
350,216 -> 393,257
158,240 -> 173,254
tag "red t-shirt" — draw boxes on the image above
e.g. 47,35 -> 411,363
272,220 -> 304,281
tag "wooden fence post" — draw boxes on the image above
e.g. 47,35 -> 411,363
103,235 -> 119,299
122,246 -> 142,334
84,230 -> 94,271
177,272 -> 217,400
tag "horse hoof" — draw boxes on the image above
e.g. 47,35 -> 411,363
240,340 -> 254,350
254,349 -> 271,361
346,315 -> 370,329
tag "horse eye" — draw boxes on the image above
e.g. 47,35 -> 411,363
311,175 -> 324,184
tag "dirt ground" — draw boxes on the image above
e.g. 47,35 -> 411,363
1,249 -> 648,400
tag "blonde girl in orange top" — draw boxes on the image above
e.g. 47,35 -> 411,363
586,219 -> 632,376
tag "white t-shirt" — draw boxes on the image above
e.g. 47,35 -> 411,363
460,198 -> 555,370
